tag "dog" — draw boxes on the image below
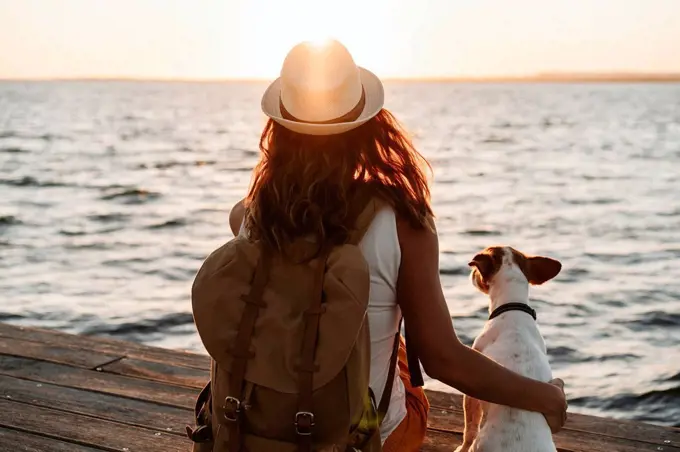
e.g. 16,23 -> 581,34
454,246 -> 562,452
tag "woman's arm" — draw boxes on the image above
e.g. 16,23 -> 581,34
229,199 -> 246,236
396,218 -> 568,432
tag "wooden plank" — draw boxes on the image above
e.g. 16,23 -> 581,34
94,355 -> 680,450
1,323 -> 677,451
101,357 -> 209,389
421,429 -> 462,451
558,417 -> 680,450
419,427 -> 659,452
426,390 -> 680,448
92,342 -> 680,450
0,336 -> 122,369
0,355 -> 196,409
0,398 -> 188,452
0,323 -> 209,370
427,406 -> 464,431
553,431 -> 680,452
424,390 -> 463,411
0,426 -> 102,452
1,371 -> 468,450
0,375 -> 191,434
427,403 -> 680,452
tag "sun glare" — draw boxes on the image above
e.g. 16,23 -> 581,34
307,37 -> 334,50
1,0 -> 680,80
237,0 -> 394,79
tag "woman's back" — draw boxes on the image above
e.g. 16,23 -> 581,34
236,201 -> 408,441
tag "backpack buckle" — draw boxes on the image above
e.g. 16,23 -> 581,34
294,411 -> 315,436
223,396 -> 241,422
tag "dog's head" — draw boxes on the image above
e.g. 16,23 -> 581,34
468,246 -> 562,294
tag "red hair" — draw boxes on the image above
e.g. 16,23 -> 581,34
245,109 -> 433,251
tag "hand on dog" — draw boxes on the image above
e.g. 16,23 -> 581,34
544,378 -> 568,433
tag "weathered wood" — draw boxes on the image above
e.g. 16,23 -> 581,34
0,426 -> 102,452
0,374 -> 191,434
0,398 -> 189,452
0,355 -> 196,409
101,357 -> 209,388
0,322 -> 678,452
427,408 -> 679,452
0,323 -> 209,370
0,336 -> 123,369
421,429 -> 462,451
426,385 -> 680,448
93,353 -> 680,450
553,430 -> 678,452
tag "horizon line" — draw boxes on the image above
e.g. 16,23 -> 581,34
2,72 -> 680,83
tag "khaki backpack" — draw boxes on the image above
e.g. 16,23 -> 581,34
188,198 -> 401,452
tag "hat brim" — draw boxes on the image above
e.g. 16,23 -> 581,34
261,67 -> 384,136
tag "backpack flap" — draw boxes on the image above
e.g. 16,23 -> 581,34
192,238 -> 371,393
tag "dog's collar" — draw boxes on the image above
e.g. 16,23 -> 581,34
489,302 -> 537,321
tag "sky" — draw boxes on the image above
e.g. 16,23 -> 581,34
0,0 -> 679,80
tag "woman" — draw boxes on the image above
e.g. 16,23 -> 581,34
229,39 -> 567,451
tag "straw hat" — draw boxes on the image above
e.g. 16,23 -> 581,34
261,39 -> 384,136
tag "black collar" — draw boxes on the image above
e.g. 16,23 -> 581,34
489,302 -> 537,321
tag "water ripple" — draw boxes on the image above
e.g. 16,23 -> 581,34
100,187 -> 161,203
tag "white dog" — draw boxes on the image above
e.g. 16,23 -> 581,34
454,246 -> 562,452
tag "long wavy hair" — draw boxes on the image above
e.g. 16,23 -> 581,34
244,109 -> 433,252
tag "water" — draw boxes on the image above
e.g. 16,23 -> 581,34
1,81 -> 679,427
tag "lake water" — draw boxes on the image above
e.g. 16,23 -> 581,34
1,81 -> 678,427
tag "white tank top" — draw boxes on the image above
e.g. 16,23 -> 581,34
239,206 -> 406,442
357,206 -> 406,442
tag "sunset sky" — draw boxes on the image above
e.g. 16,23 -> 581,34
1,0 -> 679,80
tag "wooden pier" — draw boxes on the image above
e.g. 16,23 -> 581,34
0,322 -> 677,451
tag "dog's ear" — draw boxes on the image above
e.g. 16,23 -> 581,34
468,253 -> 496,281
525,256 -> 562,285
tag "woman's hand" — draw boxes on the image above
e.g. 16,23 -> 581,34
543,378 -> 568,433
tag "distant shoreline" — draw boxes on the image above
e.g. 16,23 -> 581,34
2,73 -> 680,83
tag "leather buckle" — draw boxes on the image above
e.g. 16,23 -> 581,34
223,396 -> 241,422
295,411 -> 315,436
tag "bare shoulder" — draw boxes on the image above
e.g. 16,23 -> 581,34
396,215 -> 439,256
229,199 -> 246,236
395,215 -> 442,304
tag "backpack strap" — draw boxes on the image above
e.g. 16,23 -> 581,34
376,317 -> 425,422
295,196 -> 381,451
224,251 -> 272,452
185,381 -> 214,444
295,249 -> 331,452
406,330 -> 424,387
295,195 -> 414,450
